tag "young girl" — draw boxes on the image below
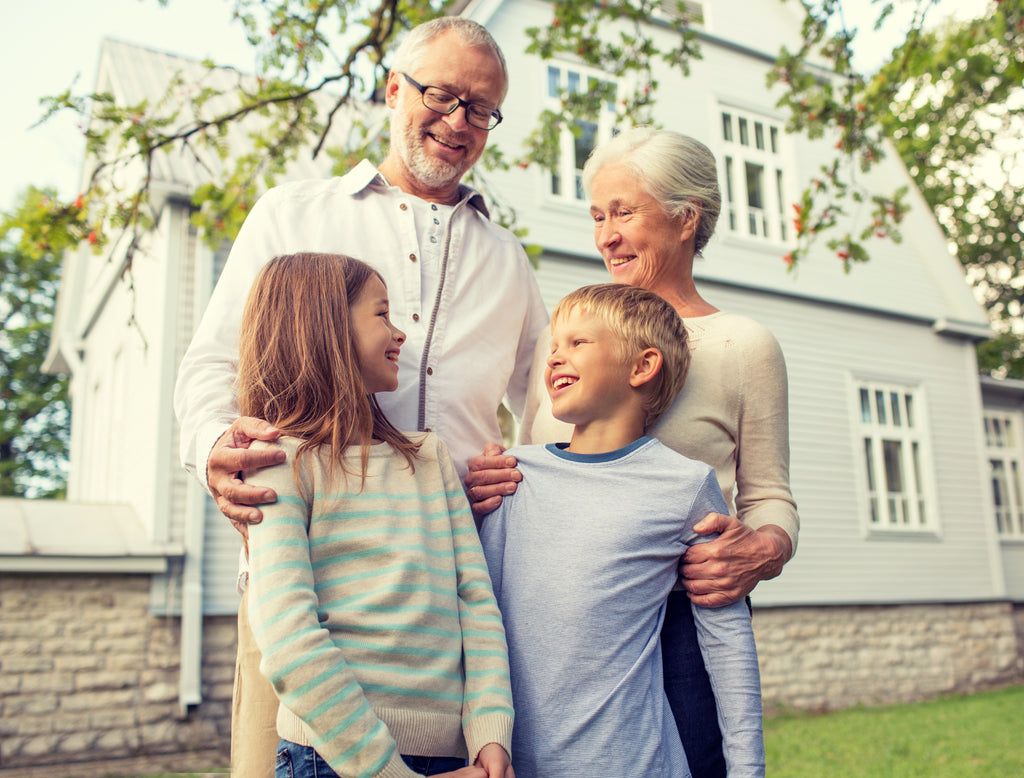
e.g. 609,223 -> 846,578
237,253 -> 514,778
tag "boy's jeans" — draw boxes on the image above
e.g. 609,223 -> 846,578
275,739 -> 466,777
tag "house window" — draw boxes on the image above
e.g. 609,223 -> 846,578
719,107 -> 790,243
855,381 -> 935,530
545,63 -> 619,203
985,412 -> 1024,537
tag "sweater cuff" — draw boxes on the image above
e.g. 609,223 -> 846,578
463,713 -> 514,765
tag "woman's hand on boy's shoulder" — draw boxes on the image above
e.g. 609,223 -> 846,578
464,441 -> 521,517
474,743 -> 514,778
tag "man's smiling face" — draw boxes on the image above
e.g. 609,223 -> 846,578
384,30 -> 505,201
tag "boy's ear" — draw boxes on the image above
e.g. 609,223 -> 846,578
629,347 -> 663,388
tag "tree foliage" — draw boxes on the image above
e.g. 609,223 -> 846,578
19,0 -> 1024,375
879,4 -> 1024,377
1,188 -> 72,497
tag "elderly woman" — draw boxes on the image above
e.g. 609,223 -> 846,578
467,127 -> 798,778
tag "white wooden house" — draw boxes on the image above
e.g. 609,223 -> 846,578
6,0 -> 1022,769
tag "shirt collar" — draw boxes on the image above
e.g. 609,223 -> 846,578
343,159 -> 492,219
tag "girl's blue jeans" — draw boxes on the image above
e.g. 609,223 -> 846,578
275,738 -> 467,777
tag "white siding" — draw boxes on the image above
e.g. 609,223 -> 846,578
482,0 -> 987,331
531,256 -> 999,606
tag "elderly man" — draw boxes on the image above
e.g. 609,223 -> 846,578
174,16 -> 545,778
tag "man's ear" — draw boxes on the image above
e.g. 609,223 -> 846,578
629,347 -> 663,388
384,71 -> 401,109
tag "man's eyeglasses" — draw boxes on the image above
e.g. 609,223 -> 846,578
400,73 -> 503,131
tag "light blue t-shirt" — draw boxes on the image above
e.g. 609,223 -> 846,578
479,437 -> 765,778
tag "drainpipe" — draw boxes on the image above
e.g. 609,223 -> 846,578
155,197 -> 207,714
179,478 -> 206,714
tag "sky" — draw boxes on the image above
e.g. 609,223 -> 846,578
0,0 -> 989,214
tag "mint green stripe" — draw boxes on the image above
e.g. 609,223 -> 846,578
343,622 -> 460,639
319,581 -> 456,606
309,525 -> 462,547
464,705 -> 514,723
333,638 -> 461,660
465,648 -> 511,659
346,661 -> 461,682
361,682 -> 462,703
315,488 -> 448,502
311,543 -> 456,569
316,561 -> 455,591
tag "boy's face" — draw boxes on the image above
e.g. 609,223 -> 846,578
544,306 -> 637,428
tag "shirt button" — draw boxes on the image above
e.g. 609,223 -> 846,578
429,236 -> 437,244
426,367 -> 433,376
412,313 -> 420,322
400,203 -> 408,211
409,253 -> 417,262
431,204 -> 438,211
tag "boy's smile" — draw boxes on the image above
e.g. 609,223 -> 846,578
545,307 -> 642,449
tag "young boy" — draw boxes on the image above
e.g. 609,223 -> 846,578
479,283 -> 765,778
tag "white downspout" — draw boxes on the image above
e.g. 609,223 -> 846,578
158,199 -> 207,714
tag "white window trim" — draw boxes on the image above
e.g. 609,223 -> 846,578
984,410 -> 1024,541
716,102 -> 794,247
848,376 -> 941,537
543,61 -> 624,207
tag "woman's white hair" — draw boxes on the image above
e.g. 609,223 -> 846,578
391,17 -> 509,103
582,127 -> 722,255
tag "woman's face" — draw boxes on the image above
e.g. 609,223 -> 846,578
589,163 -> 692,293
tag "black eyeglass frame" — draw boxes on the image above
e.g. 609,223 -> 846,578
400,73 -> 503,131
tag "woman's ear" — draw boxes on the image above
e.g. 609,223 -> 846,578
629,347 -> 664,388
679,203 -> 702,243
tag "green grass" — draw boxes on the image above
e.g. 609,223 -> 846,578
765,685 -> 1024,777
134,687 -> 1024,777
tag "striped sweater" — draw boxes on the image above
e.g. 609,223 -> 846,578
245,433 -> 513,778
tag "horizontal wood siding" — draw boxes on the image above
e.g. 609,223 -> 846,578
532,257 -> 998,606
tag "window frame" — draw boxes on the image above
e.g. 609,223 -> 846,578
984,410 -> 1024,540
543,61 -> 622,206
717,104 -> 793,246
850,378 -> 940,536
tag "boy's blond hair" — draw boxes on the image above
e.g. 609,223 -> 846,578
551,283 -> 690,429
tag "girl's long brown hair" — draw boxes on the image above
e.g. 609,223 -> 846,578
237,252 -> 420,489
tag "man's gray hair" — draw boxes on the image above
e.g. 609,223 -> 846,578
391,17 -> 509,103
582,127 -> 722,256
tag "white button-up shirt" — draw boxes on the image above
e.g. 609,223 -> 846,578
174,159 -> 549,486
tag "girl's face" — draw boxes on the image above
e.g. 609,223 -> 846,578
350,274 -> 406,394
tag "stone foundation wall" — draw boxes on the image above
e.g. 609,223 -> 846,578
0,573 -> 234,772
2,572 -> 1023,773
753,601 -> 1024,713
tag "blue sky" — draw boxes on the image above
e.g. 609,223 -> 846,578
1,0 -> 985,214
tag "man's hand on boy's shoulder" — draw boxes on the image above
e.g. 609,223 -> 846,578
208,416 -> 285,535
465,441 -> 522,517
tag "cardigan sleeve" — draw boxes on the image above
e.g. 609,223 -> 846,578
433,438 -> 514,763
244,440 -> 418,778
733,323 -> 800,558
